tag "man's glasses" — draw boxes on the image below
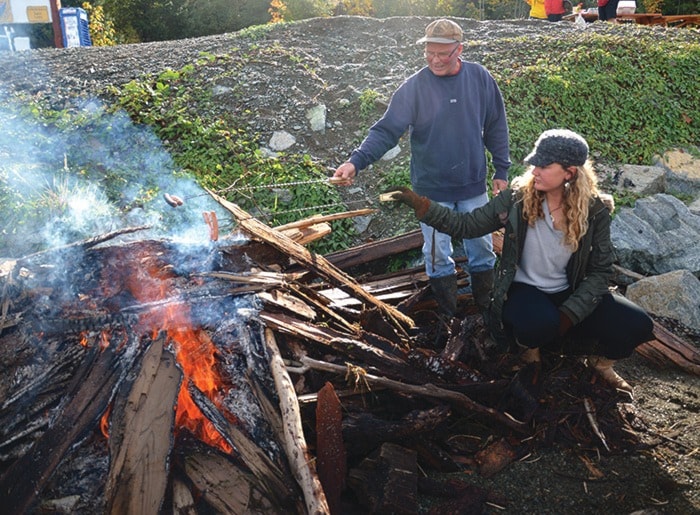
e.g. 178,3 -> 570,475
424,43 -> 460,62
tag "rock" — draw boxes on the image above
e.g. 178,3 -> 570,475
306,104 -> 327,133
653,148 -> 700,200
626,269 -> 700,331
611,194 -> 700,276
268,130 -> 296,151
601,163 -> 666,196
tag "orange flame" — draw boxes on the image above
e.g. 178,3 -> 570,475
99,251 -> 232,453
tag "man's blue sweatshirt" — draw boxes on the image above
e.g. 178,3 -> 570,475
348,60 -> 511,202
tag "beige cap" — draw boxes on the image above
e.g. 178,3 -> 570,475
416,19 -> 463,44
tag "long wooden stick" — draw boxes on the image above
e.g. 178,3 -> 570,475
296,355 -> 528,433
264,329 -> 330,515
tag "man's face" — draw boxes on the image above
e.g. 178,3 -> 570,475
424,42 -> 462,76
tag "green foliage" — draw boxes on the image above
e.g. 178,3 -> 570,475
358,89 -> 384,122
82,1 -> 118,46
483,31 -> 700,166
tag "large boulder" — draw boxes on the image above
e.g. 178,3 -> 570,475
611,194 -> 700,276
625,269 -> 700,331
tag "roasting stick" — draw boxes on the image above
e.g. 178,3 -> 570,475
264,328 -> 330,515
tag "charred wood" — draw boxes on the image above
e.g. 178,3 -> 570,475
348,442 -> 419,515
0,331 -> 140,513
316,382 -> 347,515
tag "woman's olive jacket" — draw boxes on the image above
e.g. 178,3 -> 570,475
420,188 -> 615,346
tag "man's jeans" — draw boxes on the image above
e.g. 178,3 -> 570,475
419,192 -> 496,278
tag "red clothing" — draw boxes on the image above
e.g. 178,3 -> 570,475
545,0 -> 566,15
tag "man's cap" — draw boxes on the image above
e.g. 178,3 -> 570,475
416,19 -> 463,44
524,129 -> 589,168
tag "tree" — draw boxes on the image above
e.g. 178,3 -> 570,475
283,0 -> 332,20
82,1 -> 118,46
269,0 -> 288,22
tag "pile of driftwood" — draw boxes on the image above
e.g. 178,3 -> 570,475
0,194 -> 698,514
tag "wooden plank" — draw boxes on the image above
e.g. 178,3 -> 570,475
182,448 -> 276,514
208,189 -> 415,333
105,334 -> 181,515
635,321 -> 700,376
322,229 -> 424,270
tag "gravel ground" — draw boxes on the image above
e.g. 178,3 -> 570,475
1,16 -> 698,514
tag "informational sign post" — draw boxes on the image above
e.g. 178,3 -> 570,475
0,0 -> 52,24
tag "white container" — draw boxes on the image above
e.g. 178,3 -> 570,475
617,0 -> 636,15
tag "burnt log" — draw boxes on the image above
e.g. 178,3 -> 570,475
0,331 -> 140,513
348,442 -> 419,515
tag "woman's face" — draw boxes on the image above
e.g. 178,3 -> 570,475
531,163 -> 575,193
424,42 -> 462,76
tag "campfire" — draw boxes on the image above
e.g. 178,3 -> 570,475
1,194 -> 697,514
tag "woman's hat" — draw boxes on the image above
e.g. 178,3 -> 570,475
525,129 -> 589,167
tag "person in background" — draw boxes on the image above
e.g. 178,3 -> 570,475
598,0 -> 620,22
332,19 -> 511,324
545,0 -> 567,21
525,0 -> 548,20
386,129 -> 654,396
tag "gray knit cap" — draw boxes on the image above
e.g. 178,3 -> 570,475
524,129 -> 589,167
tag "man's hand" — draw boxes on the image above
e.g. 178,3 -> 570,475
381,186 -> 431,218
492,178 -> 508,196
332,162 -> 357,186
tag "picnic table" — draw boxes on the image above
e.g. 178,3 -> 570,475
617,13 -> 700,27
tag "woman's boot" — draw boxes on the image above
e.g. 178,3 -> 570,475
588,356 -> 633,396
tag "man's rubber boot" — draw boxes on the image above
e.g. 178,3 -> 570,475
430,274 -> 458,319
470,269 -> 494,318
430,274 -> 458,348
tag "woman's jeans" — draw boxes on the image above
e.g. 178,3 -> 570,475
419,193 -> 496,278
502,282 -> 653,359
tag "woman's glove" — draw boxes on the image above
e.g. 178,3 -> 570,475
382,187 -> 431,218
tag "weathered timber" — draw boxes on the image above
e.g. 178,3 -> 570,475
187,383 -> 298,508
171,477 -> 197,515
180,445 -> 279,514
280,222 -> 332,245
265,328 -> 330,515
637,320 -> 700,375
208,189 -> 415,334
322,229 -> 423,270
105,333 -> 182,515
316,382 -> 347,515
259,312 -> 434,384
0,332 -> 139,513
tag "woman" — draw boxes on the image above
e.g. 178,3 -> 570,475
388,129 -> 653,395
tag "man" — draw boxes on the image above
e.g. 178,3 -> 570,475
332,19 -> 511,323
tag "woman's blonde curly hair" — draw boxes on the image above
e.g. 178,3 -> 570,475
511,159 -> 599,252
